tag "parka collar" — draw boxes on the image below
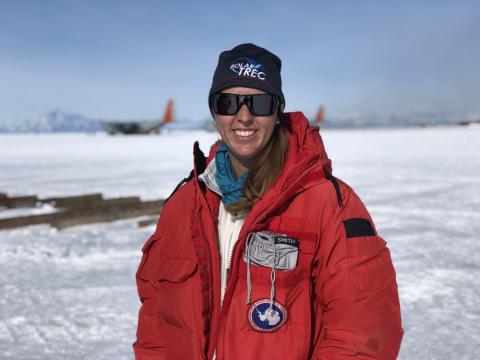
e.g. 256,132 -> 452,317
193,111 -> 332,188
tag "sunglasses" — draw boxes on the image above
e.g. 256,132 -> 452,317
209,93 -> 280,116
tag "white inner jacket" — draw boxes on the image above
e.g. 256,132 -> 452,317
198,158 -> 248,302
218,201 -> 246,301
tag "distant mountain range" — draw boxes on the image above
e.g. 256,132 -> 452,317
321,110 -> 476,128
0,109 -> 477,133
0,109 -> 102,133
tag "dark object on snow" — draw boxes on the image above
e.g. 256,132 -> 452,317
0,193 -> 164,230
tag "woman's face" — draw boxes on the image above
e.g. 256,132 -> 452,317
214,87 -> 278,173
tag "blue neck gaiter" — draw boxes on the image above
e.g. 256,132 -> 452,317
215,143 -> 249,205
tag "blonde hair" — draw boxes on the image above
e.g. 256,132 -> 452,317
225,123 -> 289,214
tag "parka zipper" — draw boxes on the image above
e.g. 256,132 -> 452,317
225,235 -> 241,290
207,241 -> 214,324
204,208 -> 220,360
221,217 -> 263,308
223,213 -> 241,301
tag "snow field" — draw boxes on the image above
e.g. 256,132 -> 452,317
1,126 -> 479,359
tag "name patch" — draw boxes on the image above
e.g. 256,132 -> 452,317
274,235 -> 299,248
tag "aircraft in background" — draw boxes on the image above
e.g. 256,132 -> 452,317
310,105 -> 325,126
457,119 -> 480,127
101,99 -> 174,135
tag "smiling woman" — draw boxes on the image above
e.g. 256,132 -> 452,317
211,87 -> 289,214
212,88 -> 279,171
133,43 -> 404,360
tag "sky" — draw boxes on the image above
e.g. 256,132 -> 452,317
0,0 -> 479,122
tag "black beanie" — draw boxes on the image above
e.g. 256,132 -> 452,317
209,43 -> 285,110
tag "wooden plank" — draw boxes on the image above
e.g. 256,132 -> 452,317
40,194 -> 140,209
41,193 -> 104,209
6,195 -> 38,208
0,193 -> 7,207
50,200 -> 163,229
94,196 -> 141,207
137,217 -> 158,228
0,197 -> 164,230
0,212 -> 63,229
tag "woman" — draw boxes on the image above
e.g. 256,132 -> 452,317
134,43 -> 403,359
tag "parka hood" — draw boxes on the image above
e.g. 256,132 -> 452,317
198,111 -> 332,180
280,111 -> 332,182
191,112 -> 335,218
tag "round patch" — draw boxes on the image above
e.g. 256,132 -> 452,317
248,299 -> 287,332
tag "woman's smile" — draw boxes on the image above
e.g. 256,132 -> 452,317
233,129 -> 257,138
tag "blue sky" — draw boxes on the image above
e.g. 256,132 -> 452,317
1,0 -> 479,121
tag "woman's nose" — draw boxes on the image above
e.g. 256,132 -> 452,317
236,103 -> 254,122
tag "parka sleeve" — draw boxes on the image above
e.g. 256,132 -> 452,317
133,234 -> 167,360
312,182 -> 404,359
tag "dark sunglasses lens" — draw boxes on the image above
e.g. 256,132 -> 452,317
213,94 -> 238,115
250,94 -> 276,116
212,93 -> 278,116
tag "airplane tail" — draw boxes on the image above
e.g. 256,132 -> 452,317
162,99 -> 174,124
314,106 -> 325,123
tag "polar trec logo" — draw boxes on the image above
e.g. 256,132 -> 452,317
229,57 -> 266,80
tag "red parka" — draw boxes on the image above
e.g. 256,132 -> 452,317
134,112 -> 404,359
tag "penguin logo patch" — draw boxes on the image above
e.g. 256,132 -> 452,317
248,299 -> 287,332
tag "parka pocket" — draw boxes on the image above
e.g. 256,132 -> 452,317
136,235 -> 158,279
236,230 -> 317,327
155,255 -> 198,282
136,234 -> 199,327
142,253 -> 199,331
136,249 -> 198,289
136,235 -> 197,283
346,235 -> 396,291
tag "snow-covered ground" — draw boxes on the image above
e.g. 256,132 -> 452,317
0,126 -> 479,359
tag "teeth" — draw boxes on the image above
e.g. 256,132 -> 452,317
234,130 -> 255,137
